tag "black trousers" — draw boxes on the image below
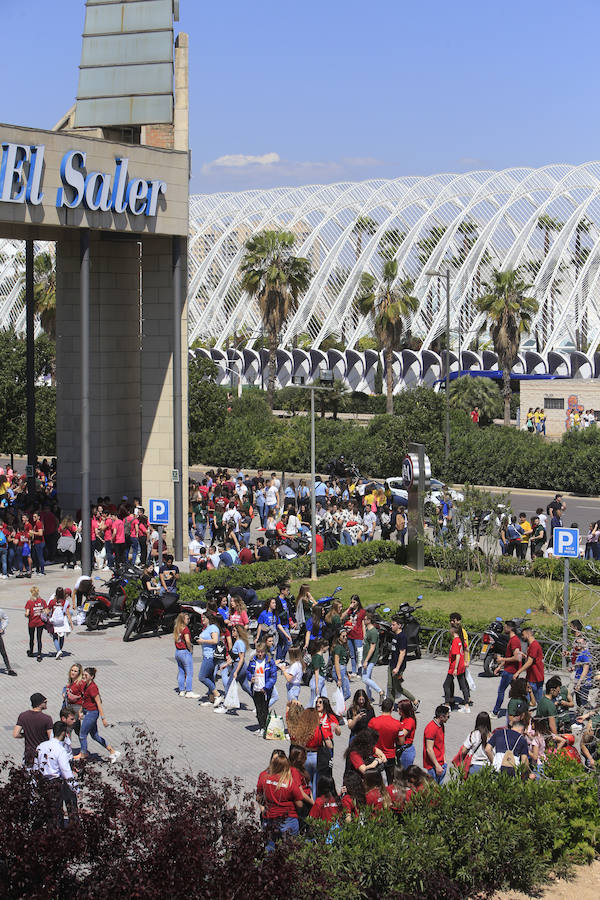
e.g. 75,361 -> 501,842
47,778 -> 78,828
115,543 -> 127,565
0,633 -> 12,670
253,689 -> 271,731
28,625 -> 44,655
443,672 -> 470,706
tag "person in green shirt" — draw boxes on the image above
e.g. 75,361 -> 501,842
333,629 -> 351,701
309,639 -> 328,707
536,676 -> 561,735
529,516 -> 546,559
362,612 -> 384,705
555,683 -> 575,729
193,501 -> 207,541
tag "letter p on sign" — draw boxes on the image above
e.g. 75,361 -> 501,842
149,498 -> 169,526
553,527 -> 579,558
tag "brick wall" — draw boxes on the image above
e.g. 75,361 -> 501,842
142,123 -> 175,150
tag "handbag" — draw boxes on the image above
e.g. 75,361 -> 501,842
333,686 -> 346,717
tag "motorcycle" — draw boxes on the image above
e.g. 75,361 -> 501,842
481,616 -> 526,676
265,529 -> 311,559
395,599 -> 423,660
122,589 -> 181,642
85,565 -> 144,631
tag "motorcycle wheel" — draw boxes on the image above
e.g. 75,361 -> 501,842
414,643 -> 422,660
123,613 -> 139,643
483,650 -> 497,677
86,608 -> 100,631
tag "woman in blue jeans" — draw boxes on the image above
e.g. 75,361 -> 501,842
72,667 -> 120,762
197,613 -> 220,705
173,612 -> 200,698
219,624 -> 253,707
362,612 -> 384,704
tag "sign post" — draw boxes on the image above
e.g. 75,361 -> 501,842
552,526 -> 579,670
149,498 -> 170,571
403,442 -> 431,571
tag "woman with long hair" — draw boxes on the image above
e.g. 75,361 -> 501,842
295,706 -> 323,796
346,689 -> 375,740
256,749 -> 304,847
396,699 -> 417,769
462,711 -> 492,775
62,662 -> 85,736
333,628 -> 352,703
344,726 -> 386,778
343,594 -> 365,678
25,586 -> 46,661
49,587 -> 73,659
289,744 -> 314,825
304,605 -> 325,650
362,612 -> 384,704
443,623 -> 470,709
277,646 -> 304,701
256,597 -> 279,647
197,612 -> 221,706
309,775 -> 354,823
228,595 -> 249,628
72,667 -> 120,762
173,612 -> 200,698
220,623 -> 253,706
309,638 -> 328,707
58,516 -> 77,569
296,584 -> 316,616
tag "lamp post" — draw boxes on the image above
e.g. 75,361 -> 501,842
292,368 -> 334,580
426,268 -> 451,467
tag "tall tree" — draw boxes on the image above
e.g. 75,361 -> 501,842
352,215 -> 378,262
33,251 -> 56,339
239,229 -> 311,409
357,262 -> 419,413
476,268 -> 538,425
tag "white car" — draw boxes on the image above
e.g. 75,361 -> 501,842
384,476 -> 463,508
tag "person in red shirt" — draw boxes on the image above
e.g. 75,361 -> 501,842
30,512 -> 46,576
103,515 -> 115,569
238,539 -> 254,565
470,406 -> 480,425
72,667 -> 120,762
344,727 -> 387,779
256,749 -> 304,847
492,620 -> 523,717
364,769 -> 404,814
368,697 -> 402,784
20,515 -> 33,577
423,704 -> 450,784
513,625 -> 545,705
309,775 -> 355,823
25,586 -> 47,661
342,594 -> 366,678
443,624 -> 470,710
396,699 -> 417,769
112,515 -> 126,567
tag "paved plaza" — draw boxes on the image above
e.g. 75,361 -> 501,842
0,562 -> 509,792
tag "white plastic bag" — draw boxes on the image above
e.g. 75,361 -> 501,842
466,668 -> 476,692
223,678 -> 240,710
265,713 -> 286,741
333,686 -> 346,716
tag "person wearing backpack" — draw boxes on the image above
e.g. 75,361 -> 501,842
506,516 -> 523,556
485,700 -> 530,775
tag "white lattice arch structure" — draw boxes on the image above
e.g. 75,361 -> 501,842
187,161 -> 600,354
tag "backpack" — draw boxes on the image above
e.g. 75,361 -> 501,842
492,731 -> 521,772
507,524 -> 520,541
124,517 -> 132,538
0,531 -> 6,547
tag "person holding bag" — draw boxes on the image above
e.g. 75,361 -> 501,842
173,612 -> 200,699
453,711 -> 491,776
220,624 -> 253,712
49,588 -> 73,660
246,641 -> 278,737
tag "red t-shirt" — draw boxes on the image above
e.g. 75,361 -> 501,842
365,784 -> 404,812
256,770 -> 303,819
81,681 -> 100,712
369,714 -> 402,759
239,547 -> 254,565
104,518 -> 114,541
348,750 -> 368,771
526,639 -> 544,683
31,521 -> 44,544
345,608 -> 366,641
315,534 -> 324,553
309,794 -> 354,822
25,598 -> 47,628
505,634 -> 523,674
60,525 -> 76,537
175,625 -> 190,650
138,521 -> 148,538
423,719 -> 445,768
305,726 -> 326,750
318,713 -> 339,742
448,636 -> 466,675
112,519 -> 125,544
398,715 -> 416,746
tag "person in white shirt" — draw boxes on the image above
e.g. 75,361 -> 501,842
361,509 -> 377,542
265,479 -> 279,516
222,503 -> 241,533
235,478 -> 248,502
35,721 -> 79,826
188,537 -> 203,570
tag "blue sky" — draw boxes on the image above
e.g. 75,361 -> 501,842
3,0 -> 600,195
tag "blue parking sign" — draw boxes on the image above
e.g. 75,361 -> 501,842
149,498 -> 169,526
553,527 -> 579,558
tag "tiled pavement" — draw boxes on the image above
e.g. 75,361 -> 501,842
0,561 -> 504,791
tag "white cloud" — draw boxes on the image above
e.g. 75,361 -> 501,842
201,152 -> 280,174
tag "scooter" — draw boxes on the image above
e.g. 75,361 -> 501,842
395,599 -> 423,660
122,589 -> 181,642
84,566 -> 143,630
481,616 -> 525,676
265,529 -> 311,559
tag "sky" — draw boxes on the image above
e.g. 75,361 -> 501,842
2,0 -> 600,196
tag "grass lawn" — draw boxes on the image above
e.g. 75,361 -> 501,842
258,561 -> 600,630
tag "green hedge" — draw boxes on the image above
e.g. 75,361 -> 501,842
177,540 -> 398,603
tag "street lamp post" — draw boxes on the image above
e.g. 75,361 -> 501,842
292,368 -> 334,580
427,268 -> 451,467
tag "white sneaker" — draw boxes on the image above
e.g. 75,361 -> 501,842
55,650 -> 62,660
185,691 -> 201,699
109,750 -> 121,763
213,706 -> 227,714
178,691 -> 188,697
213,695 -> 222,707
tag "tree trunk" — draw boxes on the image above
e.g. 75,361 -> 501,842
503,367 -> 511,426
385,346 -> 394,415
267,333 -> 277,410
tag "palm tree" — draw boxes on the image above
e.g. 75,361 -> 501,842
378,228 -> 405,262
357,262 -> 419,413
33,250 -> 56,338
476,268 -> 538,425
239,229 -> 311,409
448,375 -> 502,424
352,215 -> 378,262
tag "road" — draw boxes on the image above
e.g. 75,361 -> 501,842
506,489 -> 599,533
